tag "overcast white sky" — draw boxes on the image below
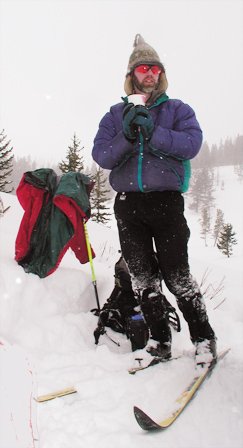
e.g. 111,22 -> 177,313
0,0 -> 243,166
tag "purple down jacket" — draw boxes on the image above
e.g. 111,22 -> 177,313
92,94 -> 202,193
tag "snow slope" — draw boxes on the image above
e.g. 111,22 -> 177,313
0,165 -> 243,448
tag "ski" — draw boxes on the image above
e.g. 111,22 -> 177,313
36,386 -> 77,403
134,348 -> 230,431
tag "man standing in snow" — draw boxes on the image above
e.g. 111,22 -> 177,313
92,34 -> 216,367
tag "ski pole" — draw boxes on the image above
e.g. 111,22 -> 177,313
83,221 -> 101,313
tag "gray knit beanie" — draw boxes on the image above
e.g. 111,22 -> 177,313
124,34 -> 168,95
126,34 -> 164,74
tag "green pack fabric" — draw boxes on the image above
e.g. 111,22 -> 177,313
15,169 -> 94,278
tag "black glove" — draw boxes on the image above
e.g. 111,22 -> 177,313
132,106 -> 154,140
122,104 -> 138,141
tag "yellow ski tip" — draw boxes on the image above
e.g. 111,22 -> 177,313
35,386 -> 77,402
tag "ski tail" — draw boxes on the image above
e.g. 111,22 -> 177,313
133,348 -> 230,431
134,406 -> 161,430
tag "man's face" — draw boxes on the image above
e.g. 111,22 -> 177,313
133,65 -> 161,93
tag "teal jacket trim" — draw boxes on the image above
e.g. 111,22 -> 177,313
138,132 -> 144,192
148,93 -> 169,109
181,160 -> 191,192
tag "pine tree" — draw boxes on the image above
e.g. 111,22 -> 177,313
0,130 -> 14,192
200,207 -> 211,246
217,223 -> 237,258
59,133 -> 85,173
189,167 -> 214,213
234,164 -> 243,183
90,166 -> 111,224
188,168 -> 204,212
213,209 -> 224,246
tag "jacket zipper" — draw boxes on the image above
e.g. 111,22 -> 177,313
137,131 -> 144,192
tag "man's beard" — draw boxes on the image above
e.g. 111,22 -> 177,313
133,74 -> 159,93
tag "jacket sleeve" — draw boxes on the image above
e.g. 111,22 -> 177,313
92,108 -> 135,170
149,102 -> 203,160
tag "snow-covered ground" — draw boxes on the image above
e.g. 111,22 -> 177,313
0,165 -> 243,448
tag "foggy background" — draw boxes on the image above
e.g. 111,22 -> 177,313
0,0 -> 243,166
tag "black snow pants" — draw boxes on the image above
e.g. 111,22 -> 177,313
114,191 -> 215,344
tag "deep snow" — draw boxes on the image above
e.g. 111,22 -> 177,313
0,165 -> 243,448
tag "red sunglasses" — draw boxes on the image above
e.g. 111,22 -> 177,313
135,64 -> 162,75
